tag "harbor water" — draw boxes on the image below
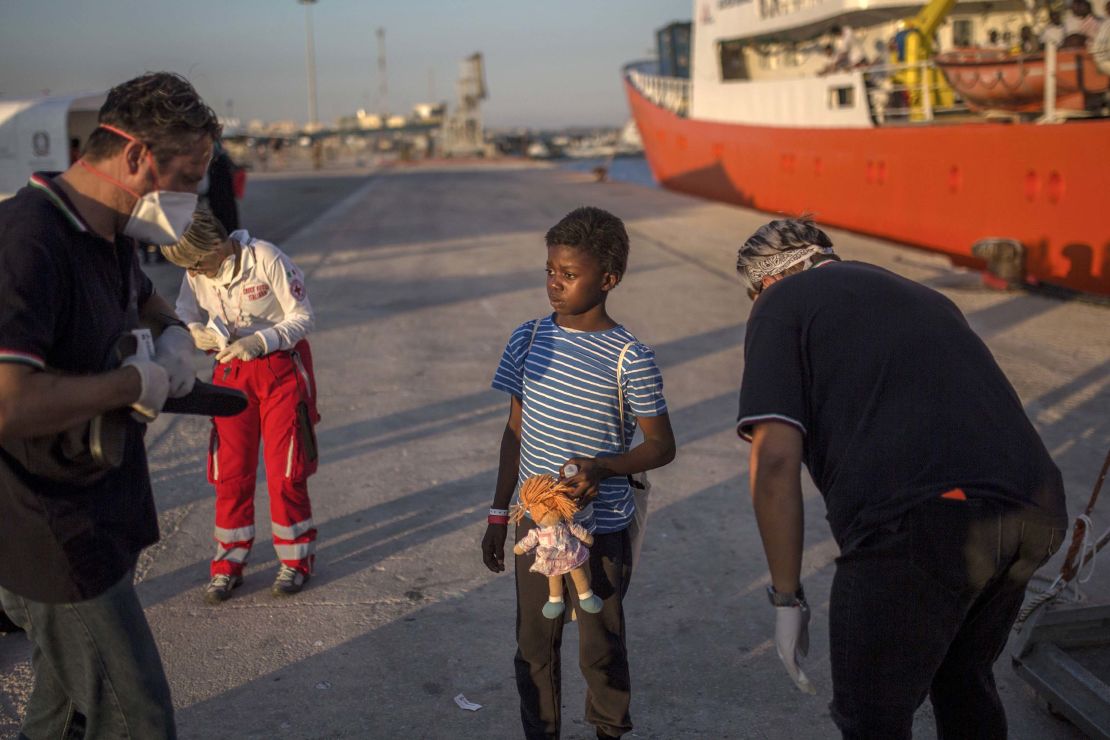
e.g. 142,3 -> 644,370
559,154 -> 658,187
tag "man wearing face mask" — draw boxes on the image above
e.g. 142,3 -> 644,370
0,72 -> 220,739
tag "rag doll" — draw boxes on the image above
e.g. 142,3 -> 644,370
511,474 -> 603,619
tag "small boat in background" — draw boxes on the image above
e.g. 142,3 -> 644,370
935,47 -> 1109,114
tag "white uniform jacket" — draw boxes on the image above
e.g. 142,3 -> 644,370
175,229 -> 315,354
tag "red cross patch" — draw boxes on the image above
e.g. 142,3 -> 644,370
290,278 -> 306,301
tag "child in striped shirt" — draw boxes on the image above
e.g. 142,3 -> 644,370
481,206 -> 676,740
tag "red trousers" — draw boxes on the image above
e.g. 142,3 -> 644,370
207,339 -> 319,576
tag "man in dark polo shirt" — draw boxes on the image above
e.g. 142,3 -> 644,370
734,218 -> 1068,739
0,72 -> 220,739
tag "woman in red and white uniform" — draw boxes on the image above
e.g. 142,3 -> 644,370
163,207 -> 319,603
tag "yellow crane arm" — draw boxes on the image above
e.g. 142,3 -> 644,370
898,0 -> 959,119
908,0 -> 958,57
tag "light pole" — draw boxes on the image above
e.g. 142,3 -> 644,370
299,0 -> 319,129
298,0 -> 322,169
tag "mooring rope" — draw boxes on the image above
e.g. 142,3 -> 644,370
1014,447 -> 1110,631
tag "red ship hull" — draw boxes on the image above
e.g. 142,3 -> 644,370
624,77 -> 1110,296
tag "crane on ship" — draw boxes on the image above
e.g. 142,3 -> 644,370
892,0 -> 958,120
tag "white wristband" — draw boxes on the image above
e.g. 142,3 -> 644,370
489,508 -> 509,516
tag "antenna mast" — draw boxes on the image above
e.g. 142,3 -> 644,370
377,27 -> 388,119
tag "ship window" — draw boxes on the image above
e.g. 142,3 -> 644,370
952,19 -> 973,48
828,86 -> 855,109
719,40 -> 750,81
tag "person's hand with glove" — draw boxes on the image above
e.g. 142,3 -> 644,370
121,355 -> 170,422
769,586 -> 816,695
153,325 -> 197,398
216,332 -> 267,364
188,323 -> 225,353
750,422 -> 813,693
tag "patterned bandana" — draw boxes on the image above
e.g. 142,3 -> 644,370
743,245 -> 833,291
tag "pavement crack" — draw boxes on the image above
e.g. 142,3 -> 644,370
135,501 -> 197,584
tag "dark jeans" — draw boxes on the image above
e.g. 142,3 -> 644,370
829,498 -> 1064,740
515,519 -> 632,740
0,570 -> 175,739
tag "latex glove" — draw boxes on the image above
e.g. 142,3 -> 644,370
188,323 -> 224,353
774,603 -> 816,694
216,333 -> 267,364
122,356 -> 170,422
153,325 -> 197,398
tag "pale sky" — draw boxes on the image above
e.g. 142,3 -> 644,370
0,0 -> 691,128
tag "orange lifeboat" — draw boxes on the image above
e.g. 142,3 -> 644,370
935,47 -> 1109,113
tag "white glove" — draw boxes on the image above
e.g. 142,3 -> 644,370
188,323 -> 225,352
122,356 -> 170,422
774,602 -> 816,694
154,325 -> 197,398
215,332 -> 267,364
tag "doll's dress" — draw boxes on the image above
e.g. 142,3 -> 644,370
519,521 -> 591,576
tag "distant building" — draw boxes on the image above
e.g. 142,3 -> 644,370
355,110 -> 383,129
657,22 -> 692,78
440,53 -> 488,157
412,103 -> 447,122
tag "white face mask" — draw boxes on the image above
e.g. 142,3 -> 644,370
82,123 -> 207,245
123,190 -> 199,245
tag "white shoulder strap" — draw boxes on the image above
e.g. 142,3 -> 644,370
527,318 -> 540,352
519,319 -> 541,396
616,340 -> 635,449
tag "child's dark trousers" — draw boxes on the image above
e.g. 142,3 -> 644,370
514,518 -> 632,739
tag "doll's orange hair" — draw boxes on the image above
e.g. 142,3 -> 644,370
509,474 -> 577,525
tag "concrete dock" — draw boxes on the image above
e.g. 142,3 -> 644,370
1,162 -> 1107,739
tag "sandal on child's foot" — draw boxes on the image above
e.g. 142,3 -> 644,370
542,600 -> 566,619
578,593 -> 603,613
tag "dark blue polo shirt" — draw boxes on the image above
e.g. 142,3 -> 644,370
0,173 -> 159,603
737,260 -> 1067,550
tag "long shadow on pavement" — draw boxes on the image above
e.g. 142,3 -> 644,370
168,471 -> 816,739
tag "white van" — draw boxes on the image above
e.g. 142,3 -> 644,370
0,92 -> 106,200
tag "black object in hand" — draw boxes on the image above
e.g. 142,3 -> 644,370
164,381 -> 248,417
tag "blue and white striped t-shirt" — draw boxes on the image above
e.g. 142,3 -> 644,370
491,315 -> 668,533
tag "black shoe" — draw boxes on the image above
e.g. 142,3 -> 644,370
272,565 -> 309,596
204,574 -> 243,604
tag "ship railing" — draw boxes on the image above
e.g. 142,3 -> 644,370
863,61 -> 969,124
627,68 -> 691,117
